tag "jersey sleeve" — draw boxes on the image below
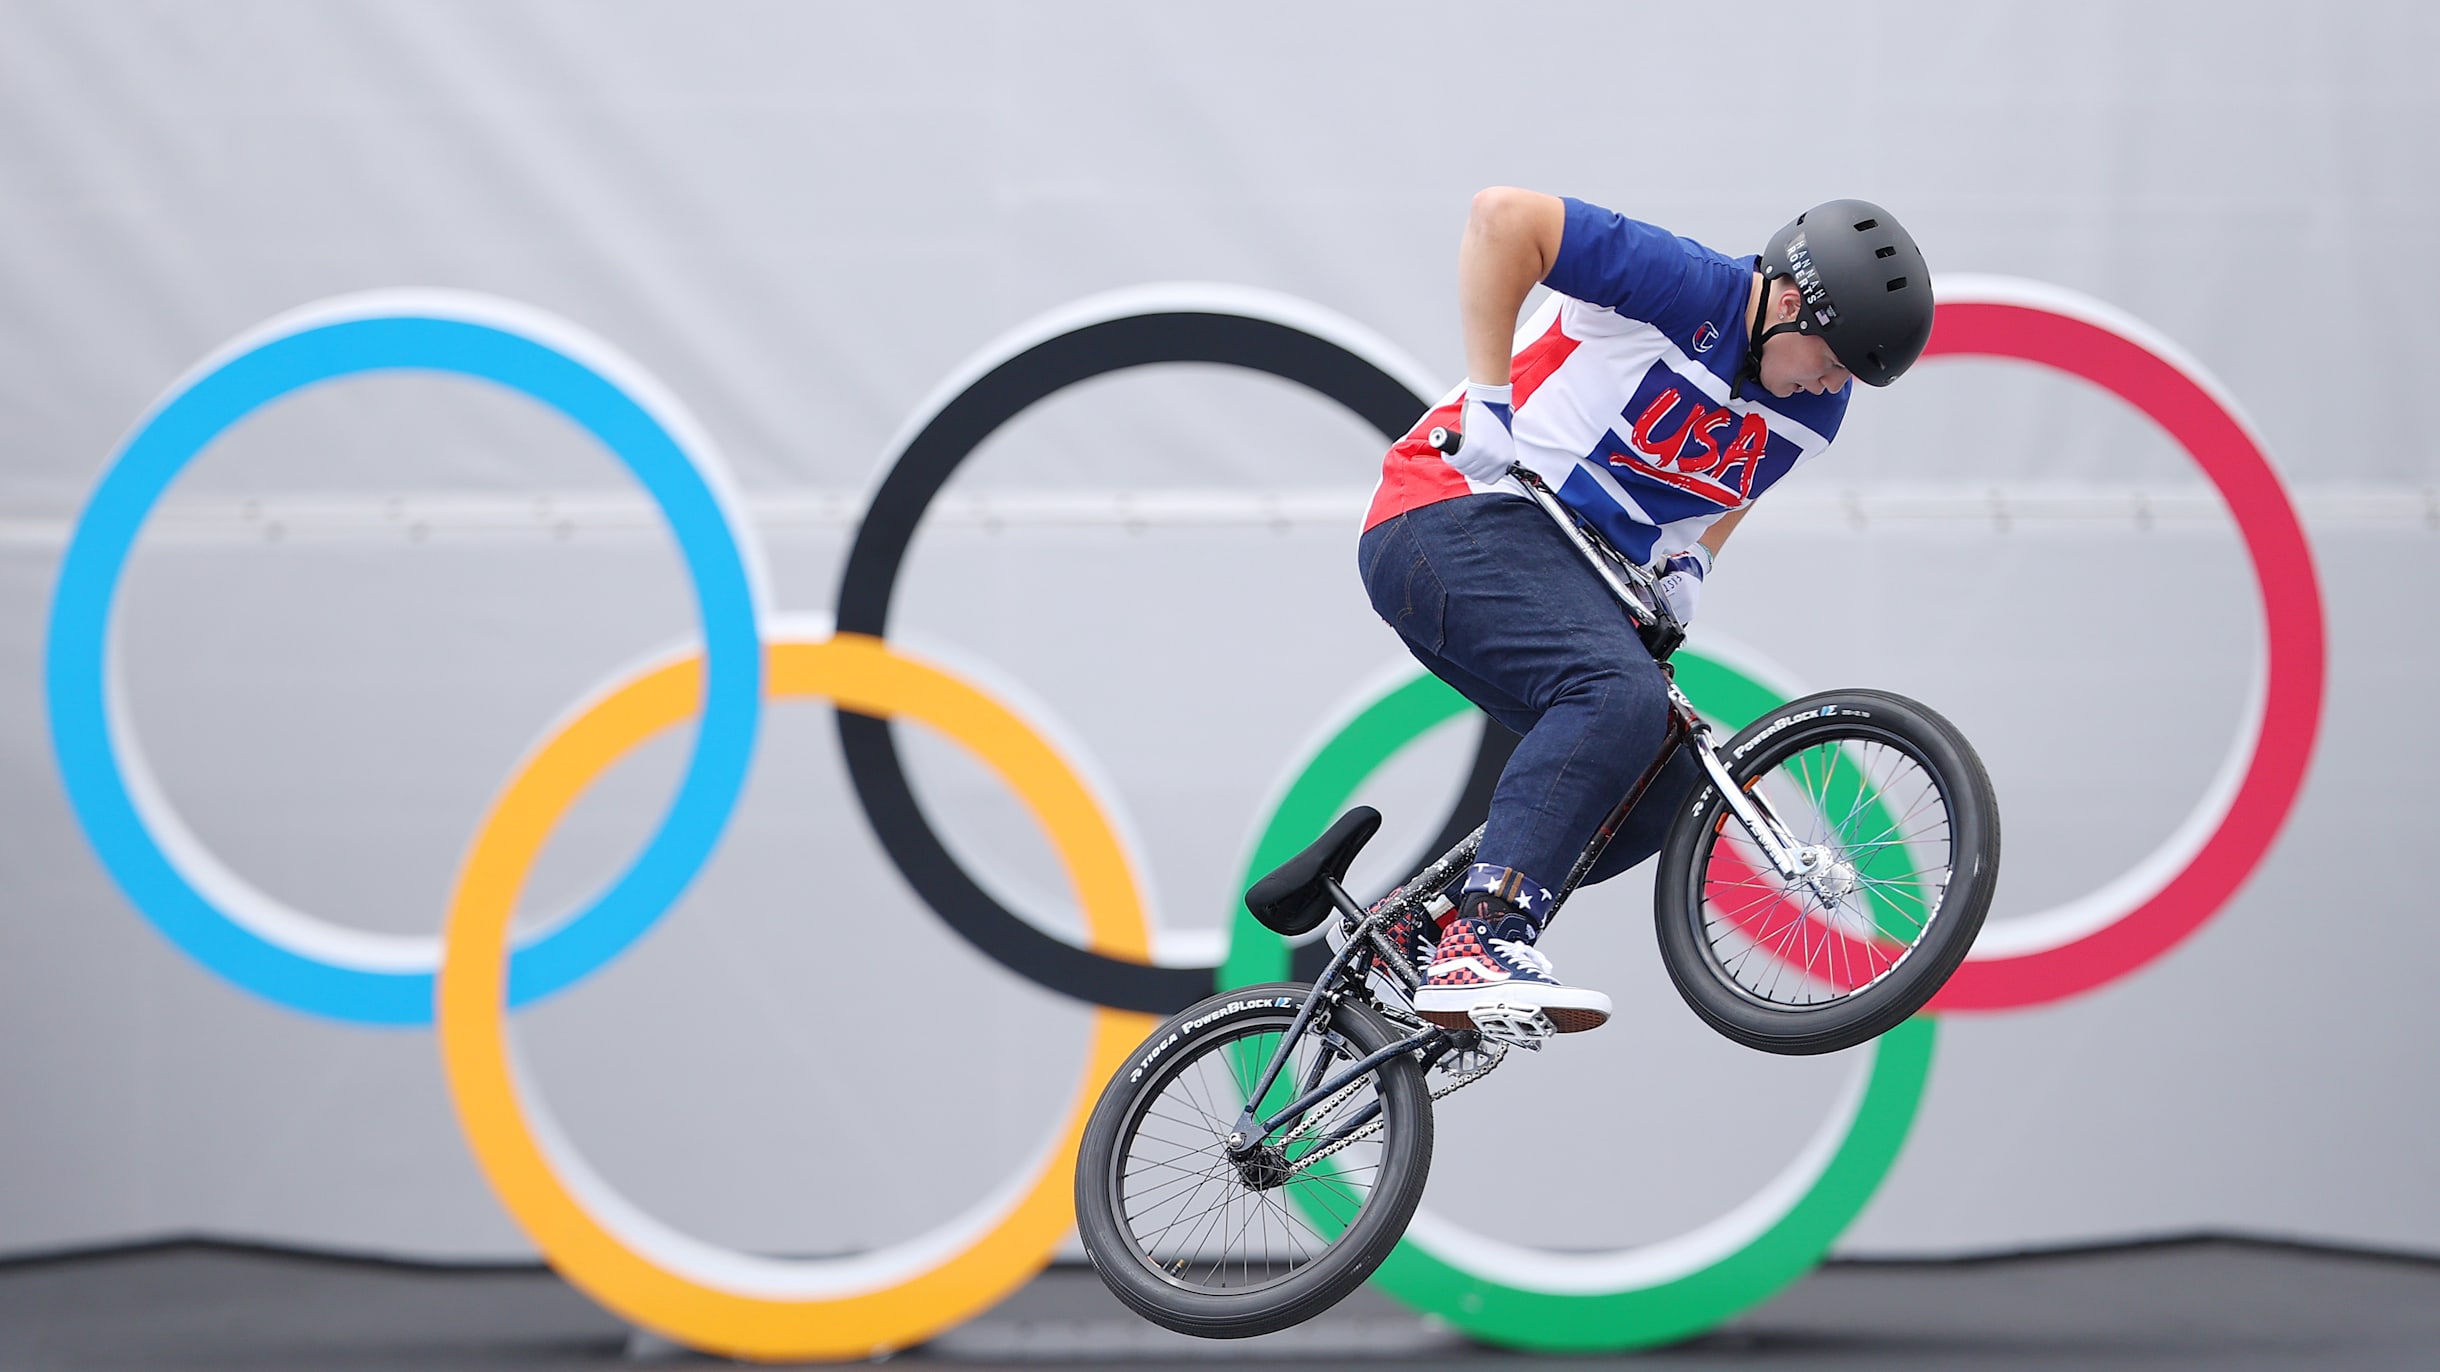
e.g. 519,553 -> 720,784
1543,198 -> 1705,323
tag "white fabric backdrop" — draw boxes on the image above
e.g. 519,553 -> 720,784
1,0 -> 2433,1264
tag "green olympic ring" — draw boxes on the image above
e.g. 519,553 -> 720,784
1223,648 -> 1938,1351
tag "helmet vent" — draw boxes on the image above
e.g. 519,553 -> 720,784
1865,350 -> 1884,371
1876,245 -> 1898,259
1886,277 -> 1909,291
1853,217 -> 1879,231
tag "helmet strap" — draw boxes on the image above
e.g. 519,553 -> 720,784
1739,273 -> 1807,393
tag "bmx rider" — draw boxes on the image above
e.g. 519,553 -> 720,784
1357,188 -> 1935,1034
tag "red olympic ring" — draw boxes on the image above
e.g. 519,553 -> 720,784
1925,278 -> 2326,1010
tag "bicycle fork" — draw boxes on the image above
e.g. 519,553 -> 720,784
1506,463 -> 1818,890
1674,687 -> 1818,885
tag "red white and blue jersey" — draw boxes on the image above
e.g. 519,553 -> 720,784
1364,198 -> 1850,566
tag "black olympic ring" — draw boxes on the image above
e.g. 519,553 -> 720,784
834,305 -> 1517,1013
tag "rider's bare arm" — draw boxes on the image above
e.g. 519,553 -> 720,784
1699,505 -> 1750,559
1458,187 -> 1566,385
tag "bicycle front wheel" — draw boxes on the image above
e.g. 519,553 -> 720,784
1073,983 -> 1433,1339
1655,689 -> 2000,1055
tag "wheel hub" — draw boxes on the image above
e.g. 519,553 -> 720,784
1230,1143 -> 1292,1191
1797,844 -> 1862,905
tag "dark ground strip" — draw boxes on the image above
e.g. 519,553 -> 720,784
2,1238 -> 2436,1370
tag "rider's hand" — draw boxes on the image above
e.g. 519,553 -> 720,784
1442,381 -> 1517,483
1654,544 -> 1711,626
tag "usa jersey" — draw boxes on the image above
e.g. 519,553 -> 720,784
1364,198 -> 1850,566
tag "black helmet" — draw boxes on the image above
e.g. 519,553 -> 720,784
1755,199 -> 1932,387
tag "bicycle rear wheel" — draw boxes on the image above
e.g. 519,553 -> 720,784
1073,983 -> 1433,1339
1655,689 -> 2000,1055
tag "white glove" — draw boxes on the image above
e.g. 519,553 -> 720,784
1653,543 -> 1711,627
1439,381 -> 1517,483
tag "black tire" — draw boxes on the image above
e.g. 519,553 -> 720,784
1073,983 -> 1434,1339
1655,689 -> 2000,1055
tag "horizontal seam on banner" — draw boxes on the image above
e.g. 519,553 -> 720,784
3,485 -> 2439,547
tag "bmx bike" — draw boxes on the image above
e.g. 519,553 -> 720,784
1073,453 -> 2001,1339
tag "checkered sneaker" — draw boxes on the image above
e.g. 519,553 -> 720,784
1413,916 -> 1613,1034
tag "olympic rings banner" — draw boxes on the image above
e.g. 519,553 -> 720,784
43,279 -> 2320,1359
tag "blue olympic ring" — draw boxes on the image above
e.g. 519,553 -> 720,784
44,301 -> 764,1025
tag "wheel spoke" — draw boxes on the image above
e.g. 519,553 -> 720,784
1105,1013 -> 1404,1294
1695,723 -> 1964,1007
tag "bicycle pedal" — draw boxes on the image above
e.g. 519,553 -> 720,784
1466,1002 -> 1556,1049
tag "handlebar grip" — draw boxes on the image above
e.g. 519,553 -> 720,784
1427,425 -> 1460,455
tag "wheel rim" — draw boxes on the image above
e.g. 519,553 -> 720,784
1112,1018 -> 1391,1294
1697,728 -> 1953,1009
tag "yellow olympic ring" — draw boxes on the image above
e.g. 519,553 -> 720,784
437,633 -> 1158,1362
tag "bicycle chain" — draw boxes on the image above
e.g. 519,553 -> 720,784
1271,934 -> 1507,1174
1285,1040 -> 1508,1173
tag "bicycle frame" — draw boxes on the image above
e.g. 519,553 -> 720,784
1505,466 -> 1813,887
1222,465 -> 1818,1156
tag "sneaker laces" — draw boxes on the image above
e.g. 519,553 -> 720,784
1490,937 -> 1554,977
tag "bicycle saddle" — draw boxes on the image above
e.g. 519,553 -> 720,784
1243,806 -> 1380,937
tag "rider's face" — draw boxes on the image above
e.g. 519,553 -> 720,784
1759,330 -> 1852,398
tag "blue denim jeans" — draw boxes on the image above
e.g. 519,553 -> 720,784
1357,494 -> 1702,920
